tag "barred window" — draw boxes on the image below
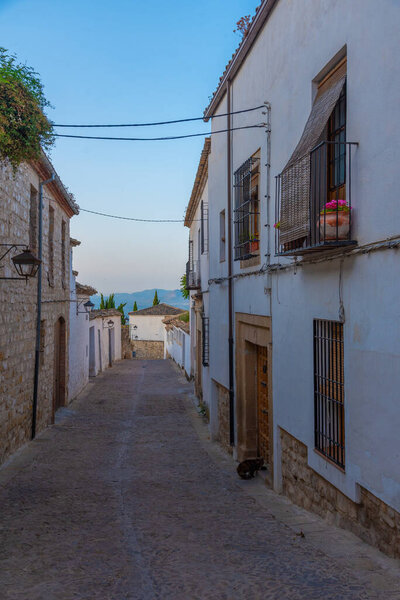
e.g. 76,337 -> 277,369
234,151 -> 260,261
48,205 -> 54,287
29,186 -> 38,255
200,201 -> 208,254
314,319 -> 345,468
202,315 -> 209,367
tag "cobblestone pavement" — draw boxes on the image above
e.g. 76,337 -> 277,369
0,360 -> 399,599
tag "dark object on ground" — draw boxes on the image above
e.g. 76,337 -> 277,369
237,457 -> 264,479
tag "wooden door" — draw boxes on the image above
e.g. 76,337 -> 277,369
257,346 -> 269,464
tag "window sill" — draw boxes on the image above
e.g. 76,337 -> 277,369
240,254 -> 260,269
313,448 -> 345,473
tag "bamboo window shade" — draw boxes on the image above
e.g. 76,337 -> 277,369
280,60 -> 347,245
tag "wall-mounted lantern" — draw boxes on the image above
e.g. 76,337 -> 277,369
0,245 -> 41,281
103,319 -> 114,329
77,299 -> 95,315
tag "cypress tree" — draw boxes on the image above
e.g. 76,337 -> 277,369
133,301 -> 138,311
153,290 -> 160,306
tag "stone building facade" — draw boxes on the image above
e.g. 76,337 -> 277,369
0,155 -> 78,464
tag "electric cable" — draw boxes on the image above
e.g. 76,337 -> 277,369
54,124 -> 264,141
52,105 -> 265,128
79,208 -> 196,223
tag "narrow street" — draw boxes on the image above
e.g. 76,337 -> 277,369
0,360 -> 399,600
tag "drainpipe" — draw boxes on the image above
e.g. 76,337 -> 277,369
32,173 -> 54,439
226,80 -> 235,446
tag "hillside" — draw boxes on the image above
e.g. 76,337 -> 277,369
92,289 -> 189,313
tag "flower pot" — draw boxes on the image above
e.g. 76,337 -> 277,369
250,240 -> 259,253
319,212 -> 350,241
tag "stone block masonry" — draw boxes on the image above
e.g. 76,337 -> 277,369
0,159 -> 76,465
131,340 -> 164,360
280,428 -> 400,558
214,380 -> 232,455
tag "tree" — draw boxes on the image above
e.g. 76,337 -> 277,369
133,301 -> 138,311
180,274 -> 189,300
99,293 -> 126,324
153,290 -> 160,306
0,48 -> 54,171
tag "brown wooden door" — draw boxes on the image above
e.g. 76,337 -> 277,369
257,345 -> 269,464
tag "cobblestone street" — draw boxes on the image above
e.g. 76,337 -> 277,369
0,359 -> 399,600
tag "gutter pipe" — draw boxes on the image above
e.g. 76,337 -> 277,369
226,81 -> 235,446
32,173 -> 54,439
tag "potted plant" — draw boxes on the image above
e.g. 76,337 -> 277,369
319,199 -> 351,241
249,234 -> 259,253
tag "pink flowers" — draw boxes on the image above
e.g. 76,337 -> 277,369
322,199 -> 351,213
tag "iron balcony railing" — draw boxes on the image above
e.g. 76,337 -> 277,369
275,141 -> 358,256
186,259 -> 200,290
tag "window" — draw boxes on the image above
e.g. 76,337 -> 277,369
61,220 -> 66,288
314,319 -> 345,468
200,201 -> 208,254
202,315 -> 209,367
48,205 -> 54,286
276,58 -> 357,255
186,238 -> 200,289
234,150 -> 260,261
220,210 -> 226,262
29,186 -> 38,254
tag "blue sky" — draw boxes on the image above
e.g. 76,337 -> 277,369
0,0 -> 258,293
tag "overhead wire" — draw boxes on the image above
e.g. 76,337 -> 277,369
54,124 -> 264,141
52,105 -> 265,128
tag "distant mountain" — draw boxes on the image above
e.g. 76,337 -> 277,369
91,289 -> 189,313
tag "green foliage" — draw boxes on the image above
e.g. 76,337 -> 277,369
152,290 -> 160,306
0,48 -> 54,171
99,293 -> 115,309
100,293 -> 126,324
178,311 -> 189,323
133,301 -> 138,312
116,302 -> 127,325
180,274 -> 189,300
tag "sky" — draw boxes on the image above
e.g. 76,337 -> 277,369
0,0 -> 259,293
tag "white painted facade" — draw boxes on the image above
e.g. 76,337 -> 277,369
68,253 -> 91,402
129,314 -> 167,342
164,323 -> 191,378
185,139 -> 211,411
89,311 -> 122,377
200,0 -> 400,520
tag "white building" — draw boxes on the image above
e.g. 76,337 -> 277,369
163,315 -> 191,378
184,138 -> 211,410
68,239 -> 97,402
197,0 -> 400,558
128,303 -> 184,359
88,309 -> 122,377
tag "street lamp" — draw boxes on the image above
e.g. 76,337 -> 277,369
0,245 -> 41,281
103,319 -> 114,329
12,249 -> 41,279
77,299 -> 95,315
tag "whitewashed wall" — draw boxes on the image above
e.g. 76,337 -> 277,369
165,325 -> 191,378
68,258 -> 90,401
206,0 -> 400,510
129,315 -> 166,341
89,315 -> 121,377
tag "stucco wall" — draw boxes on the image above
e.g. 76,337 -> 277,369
165,326 -> 190,377
205,0 -> 400,524
129,315 -> 167,342
68,263 -> 90,402
89,315 -> 121,376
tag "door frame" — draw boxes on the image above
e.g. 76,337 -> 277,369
235,313 -> 273,475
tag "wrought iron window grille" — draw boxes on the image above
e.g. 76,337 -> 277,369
186,239 -> 201,289
202,315 -> 209,367
200,201 -> 209,254
234,156 -> 260,261
314,319 -> 345,469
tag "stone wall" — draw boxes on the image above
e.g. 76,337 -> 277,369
214,380 -> 232,455
121,325 -> 132,359
131,340 -> 164,360
280,428 -> 400,558
0,160 -> 73,465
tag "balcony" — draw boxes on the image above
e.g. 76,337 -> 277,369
275,141 -> 358,256
186,260 -> 200,290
